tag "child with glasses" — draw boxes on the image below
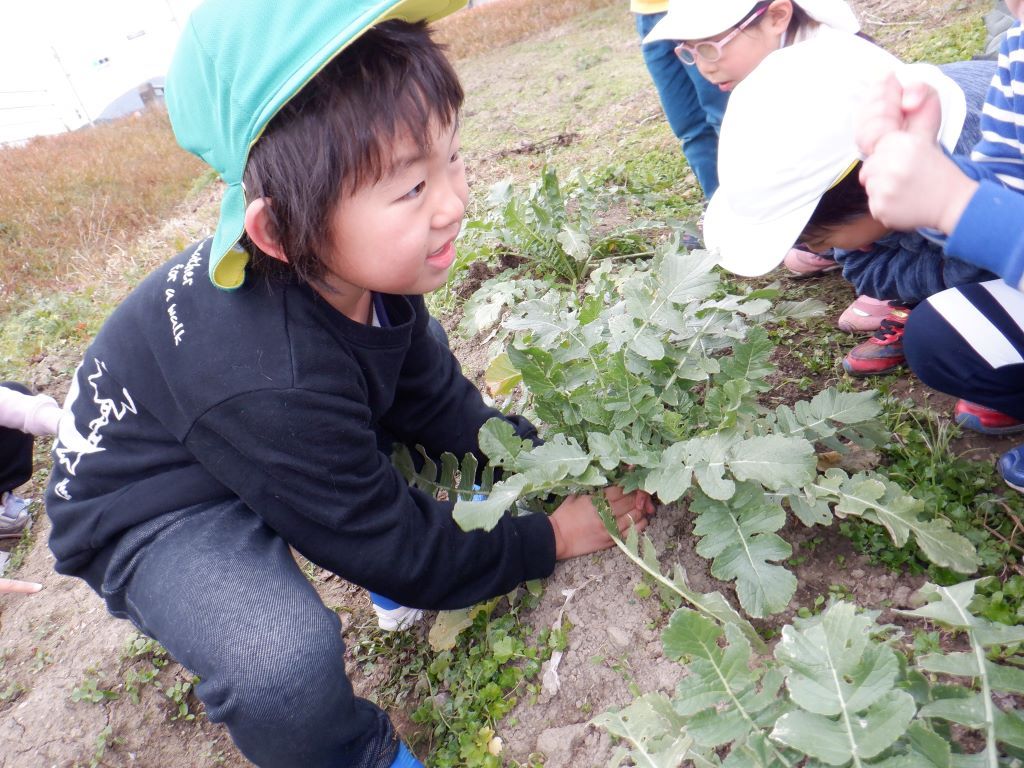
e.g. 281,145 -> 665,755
43,2 -> 653,766
645,0 -> 861,284
633,1 -> 729,201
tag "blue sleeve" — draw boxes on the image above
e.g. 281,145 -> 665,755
834,232 -> 995,305
945,179 -> 1024,291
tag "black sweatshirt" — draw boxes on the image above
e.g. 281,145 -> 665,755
46,239 -> 555,606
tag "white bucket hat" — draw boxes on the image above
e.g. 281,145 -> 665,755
702,27 -> 966,277
643,0 -> 859,44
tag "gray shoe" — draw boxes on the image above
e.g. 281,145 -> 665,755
0,492 -> 30,537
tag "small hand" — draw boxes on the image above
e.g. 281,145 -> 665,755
0,578 -> 42,595
550,486 -> 654,560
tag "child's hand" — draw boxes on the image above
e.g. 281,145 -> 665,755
549,486 -> 654,560
857,73 -> 943,156
0,578 -> 42,595
860,130 -> 978,235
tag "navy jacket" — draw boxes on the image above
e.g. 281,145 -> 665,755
46,239 -> 555,608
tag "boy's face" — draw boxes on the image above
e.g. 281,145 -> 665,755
800,213 -> 890,253
317,120 -> 468,318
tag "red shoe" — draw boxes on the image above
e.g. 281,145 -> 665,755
954,400 -> 1024,435
841,307 -> 910,376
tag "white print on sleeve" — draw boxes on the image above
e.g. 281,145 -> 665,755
163,244 -> 203,346
52,359 -> 137,500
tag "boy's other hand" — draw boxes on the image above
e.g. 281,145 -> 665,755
860,132 -> 978,235
857,73 -> 942,156
550,487 -> 654,560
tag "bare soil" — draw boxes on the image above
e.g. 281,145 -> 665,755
0,1 -> 1002,766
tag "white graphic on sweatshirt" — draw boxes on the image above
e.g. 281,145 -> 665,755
163,245 -> 203,346
54,358 -> 137,482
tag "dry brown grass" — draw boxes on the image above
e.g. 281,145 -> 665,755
0,109 -> 205,312
435,0 -> 618,60
0,0 -> 613,314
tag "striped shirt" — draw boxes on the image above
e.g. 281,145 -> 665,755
970,22 -> 1024,190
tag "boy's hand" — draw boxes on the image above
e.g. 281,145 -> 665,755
857,73 -> 943,156
860,132 -> 978,235
550,486 -> 654,560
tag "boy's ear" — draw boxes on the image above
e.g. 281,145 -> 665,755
244,198 -> 288,263
764,0 -> 794,34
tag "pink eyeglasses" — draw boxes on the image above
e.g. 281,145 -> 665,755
674,4 -> 769,65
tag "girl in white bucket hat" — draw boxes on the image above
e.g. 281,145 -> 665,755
645,0 -> 864,286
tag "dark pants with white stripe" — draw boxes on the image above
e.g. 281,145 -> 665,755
903,280 -> 1024,420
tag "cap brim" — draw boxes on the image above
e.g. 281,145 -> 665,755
704,189 -> 819,277
643,6 -> 746,44
210,183 -> 249,290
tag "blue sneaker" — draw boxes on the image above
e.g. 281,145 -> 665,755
998,445 -> 1024,493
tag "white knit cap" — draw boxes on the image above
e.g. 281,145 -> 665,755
643,0 -> 859,44
703,28 -> 967,277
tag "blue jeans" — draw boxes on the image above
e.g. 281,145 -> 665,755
100,500 -> 399,768
635,11 -> 729,196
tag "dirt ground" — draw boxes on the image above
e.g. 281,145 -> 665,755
0,1 -> 1003,766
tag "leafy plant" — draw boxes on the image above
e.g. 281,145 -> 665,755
419,247 -> 978,618
596,580 -> 1024,766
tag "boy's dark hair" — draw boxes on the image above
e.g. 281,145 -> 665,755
799,161 -> 869,244
240,20 -> 464,285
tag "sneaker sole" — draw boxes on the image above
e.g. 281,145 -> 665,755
1004,478 -> 1024,494
786,265 -> 842,279
955,414 -> 1024,436
841,360 -> 905,377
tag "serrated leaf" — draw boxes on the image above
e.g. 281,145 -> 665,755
592,693 -> 696,768
478,418 -> 531,468
776,602 -> 900,716
453,474 -> 528,532
692,484 -> 795,618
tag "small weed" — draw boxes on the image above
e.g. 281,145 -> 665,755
0,681 -> 26,702
71,674 -> 119,704
165,674 -> 201,721
88,725 -> 123,768
30,648 -> 53,673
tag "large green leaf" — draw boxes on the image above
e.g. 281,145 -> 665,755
770,689 -> 916,764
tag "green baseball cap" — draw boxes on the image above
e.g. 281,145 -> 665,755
165,0 -> 467,290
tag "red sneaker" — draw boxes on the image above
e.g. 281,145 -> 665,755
841,307 -> 910,376
954,400 -> 1024,435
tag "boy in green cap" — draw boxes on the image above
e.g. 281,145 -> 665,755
44,2 -> 652,766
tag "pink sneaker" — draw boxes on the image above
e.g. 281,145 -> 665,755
838,295 -> 893,333
783,248 -> 840,277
